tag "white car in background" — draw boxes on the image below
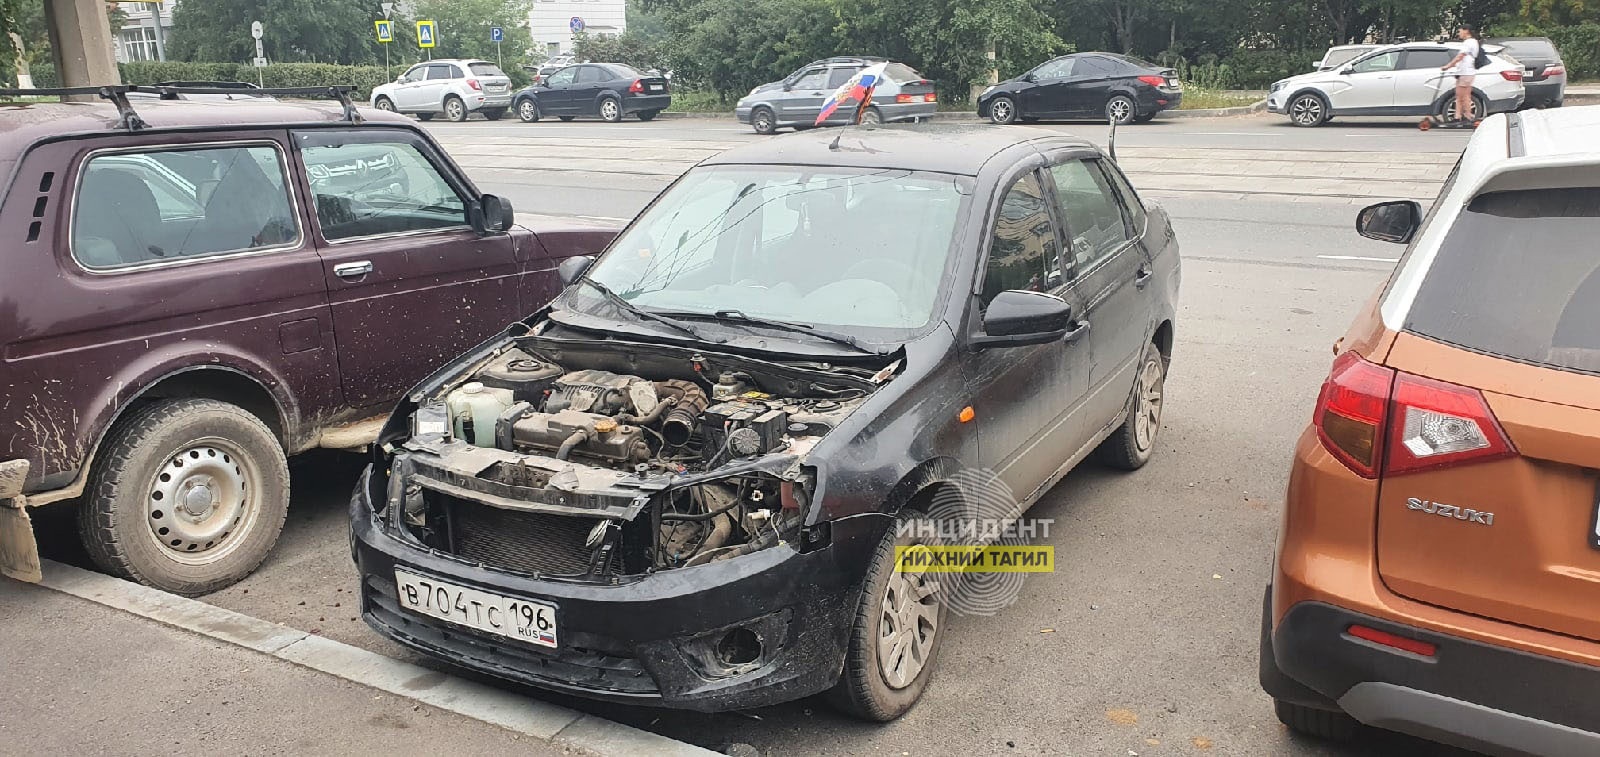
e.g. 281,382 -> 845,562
1316,44 -> 1381,71
370,59 -> 515,122
1269,41 -> 1525,127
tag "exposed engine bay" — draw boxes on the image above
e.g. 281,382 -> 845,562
386,342 -> 893,580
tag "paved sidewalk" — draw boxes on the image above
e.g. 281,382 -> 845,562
0,580 -> 574,756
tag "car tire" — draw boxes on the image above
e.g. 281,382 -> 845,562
751,106 -> 777,135
1274,699 -> 1359,742
417,112 -> 435,121
1441,92 -> 1487,122
1095,341 -> 1166,470
443,95 -> 468,122
373,96 -> 396,112
828,508 -> 946,722
517,99 -> 540,123
1132,112 -> 1156,123
1288,93 -> 1328,127
558,115 -> 576,122
483,107 -> 507,121
76,398 -> 290,597
988,96 -> 1018,125
599,97 -> 622,123
861,106 -> 884,125
1105,95 -> 1137,124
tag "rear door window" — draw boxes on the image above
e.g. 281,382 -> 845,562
426,64 -> 454,80
1405,188 -> 1600,374
826,67 -> 858,89
72,144 -> 299,270
577,66 -> 606,84
1401,49 -> 1454,69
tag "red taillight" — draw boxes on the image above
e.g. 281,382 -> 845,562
1314,352 -> 1394,478
629,79 -> 645,94
1347,625 -> 1437,657
466,78 -> 482,91
1545,64 -> 1565,77
1137,75 -> 1165,87
1385,372 -> 1514,475
895,93 -> 914,103
924,93 -> 937,102
1500,69 -> 1523,81
1313,352 -> 1515,478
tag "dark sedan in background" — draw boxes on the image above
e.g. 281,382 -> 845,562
1488,36 -> 1567,108
512,63 -> 671,123
979,53 -> 1183,125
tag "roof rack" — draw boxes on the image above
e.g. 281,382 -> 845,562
0,84 -> 363,131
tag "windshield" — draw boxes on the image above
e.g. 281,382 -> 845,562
560,165 -> 970,340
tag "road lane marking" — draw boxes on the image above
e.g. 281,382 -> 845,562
1317,255 -> 1400,262
35,560 -> 715,757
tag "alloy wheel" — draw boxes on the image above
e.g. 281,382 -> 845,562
601,99 -> 620,122
1291,95 -> 1324,126
1132,355 -> 1165,452
1107,96 -> 1134,124
991,98 -> 1015,124
145,438 -> 262,565
878,555 -> 940,689
446,99 -> 465,121
519,100 -> 538,121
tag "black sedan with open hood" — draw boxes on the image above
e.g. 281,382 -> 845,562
350,124 -> 1180,720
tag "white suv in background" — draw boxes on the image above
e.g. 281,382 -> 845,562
371,59 -> 515,122
1269,42 -> 1525,127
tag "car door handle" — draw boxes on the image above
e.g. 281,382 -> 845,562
1063,320 -> 1090,344
1135,266 -> 1154,289
334,261 -> 373,278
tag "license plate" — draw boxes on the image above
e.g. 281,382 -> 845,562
394,569 -> 558,648
489,85 -> 507,92
648,84 -> 664,92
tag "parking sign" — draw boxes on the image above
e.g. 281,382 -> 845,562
374,19 -> 393,43
416,20 -> 436,48
491,26 -> 504,43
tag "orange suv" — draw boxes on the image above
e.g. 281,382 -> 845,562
1261,107 -> 1600,755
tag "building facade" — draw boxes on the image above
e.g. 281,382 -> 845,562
528,0 -> 625,58
112,1 -> 177,63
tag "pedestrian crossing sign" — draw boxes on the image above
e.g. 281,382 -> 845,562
416,20 -> 436,48
375,20 -> 393,43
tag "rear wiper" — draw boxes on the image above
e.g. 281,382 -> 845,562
575,278 -> 718,343
659,308 -> 887,355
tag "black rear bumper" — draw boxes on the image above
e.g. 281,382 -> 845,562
1260,588 -> 1600,756
350,468 -> 888,711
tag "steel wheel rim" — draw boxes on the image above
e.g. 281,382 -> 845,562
144,438 -> 262,566
602,100 -> 619,120
1292,97 -> 1321,125
993,99 -> 1013,123
878,551 -> 940,689
754,111 -> 772,131
519,101 -> 536,120
1133,357 -> 1164,452
1109,98 -> 1132,122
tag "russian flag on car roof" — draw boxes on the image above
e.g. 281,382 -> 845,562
815,62 -> 890,126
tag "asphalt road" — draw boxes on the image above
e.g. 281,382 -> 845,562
28,114 -> 1476,756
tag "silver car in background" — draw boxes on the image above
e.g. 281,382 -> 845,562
736,57 -> 937,134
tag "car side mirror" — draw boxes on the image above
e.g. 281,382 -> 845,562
481,194 -> 513,233
971,290 -> 1074,349
1356,200 -> 1422,244
559,255 -> 594,286
1023,72 -> 1037,83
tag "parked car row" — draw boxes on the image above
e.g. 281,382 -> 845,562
372,59 -> 673,124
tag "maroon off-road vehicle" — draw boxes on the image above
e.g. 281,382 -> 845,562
0,86 -> 614,595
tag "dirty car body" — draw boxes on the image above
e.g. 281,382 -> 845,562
352,124 -> 1181,714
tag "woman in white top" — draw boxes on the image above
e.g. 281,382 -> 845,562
1441,24 -> 1483,122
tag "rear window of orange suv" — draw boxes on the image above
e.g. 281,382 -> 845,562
1405,187 -> 1600,375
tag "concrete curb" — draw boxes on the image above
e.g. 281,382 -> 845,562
661,100 -> 1269,122
37,560 -> 718,757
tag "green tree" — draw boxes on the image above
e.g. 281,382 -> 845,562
407,0 -> 533,66
167,0 -> 399,64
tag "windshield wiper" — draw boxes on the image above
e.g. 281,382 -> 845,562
657,308 -> 887,355
574,278 -> 718,343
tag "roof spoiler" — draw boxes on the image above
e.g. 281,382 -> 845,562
0,85 -> 363,132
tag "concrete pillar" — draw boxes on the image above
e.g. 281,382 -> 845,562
44,0 -> 122,88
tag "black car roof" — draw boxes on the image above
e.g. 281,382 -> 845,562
699,124 -> 1093,176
